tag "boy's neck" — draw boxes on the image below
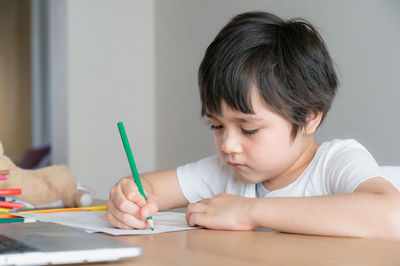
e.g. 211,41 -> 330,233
262,137 -> 319,191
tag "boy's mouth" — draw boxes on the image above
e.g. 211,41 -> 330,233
228,162 -> 246,168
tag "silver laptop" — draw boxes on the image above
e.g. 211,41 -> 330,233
0,222 -> 142,265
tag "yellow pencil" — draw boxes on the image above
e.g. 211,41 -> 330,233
17,205 -> 107,214
0,207 -> 10,213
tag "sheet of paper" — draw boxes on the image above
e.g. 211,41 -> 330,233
18,211 -> 199,235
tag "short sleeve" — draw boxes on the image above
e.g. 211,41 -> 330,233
326,140 -> 383,194
176,154 -> 232,203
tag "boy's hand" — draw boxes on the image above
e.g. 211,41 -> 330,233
186,193 -> 255,230
106,177 -> 158,229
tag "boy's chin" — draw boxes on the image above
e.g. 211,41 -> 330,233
235,172 -> 262,184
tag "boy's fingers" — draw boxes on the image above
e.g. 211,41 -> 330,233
187,212 -> 207,227
107,177 -> 158,230
109,183 -> 141,214
107,197 -> 139,220
107,210 -> 147,229
106,209 -> 134,230
140,195 -> 159,218
106,213 -> 128,229
119,178 -> 147,207
186,202 -> 208,227
106,199 -> 147,229
186,202 -> 207,214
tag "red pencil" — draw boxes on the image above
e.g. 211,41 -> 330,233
0,201 -> 24,209
0,189 -> 22,196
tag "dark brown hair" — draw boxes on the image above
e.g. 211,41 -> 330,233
199,11 -> 338,138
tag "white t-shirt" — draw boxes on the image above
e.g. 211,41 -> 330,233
177,139 -> 383,203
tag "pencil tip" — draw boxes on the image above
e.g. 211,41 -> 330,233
148,219 -> 154,231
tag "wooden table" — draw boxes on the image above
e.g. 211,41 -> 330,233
86,229 -> 400,266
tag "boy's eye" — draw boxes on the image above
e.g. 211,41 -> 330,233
241,128 -> 259,135
210,125 -> 223,131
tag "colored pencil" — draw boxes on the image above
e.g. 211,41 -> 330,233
0,196 -> 34,208
18,205 -> 107,214
0,218 -> 36,224
0,207 -> 10,213
0,175 -> 7,180
0,201 -> 24,209
117,122 -> 154,230
0,188 -> 22,196
0,213 -> 21,218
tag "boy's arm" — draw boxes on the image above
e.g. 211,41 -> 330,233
107,169 -> 188,229
186,177 -> 400,240
141,169 -> 189,210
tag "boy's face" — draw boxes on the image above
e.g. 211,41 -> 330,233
207,88 -> 317,189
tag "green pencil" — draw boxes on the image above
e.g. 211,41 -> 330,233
0,218 -> 36,224
117,122 -> 154,230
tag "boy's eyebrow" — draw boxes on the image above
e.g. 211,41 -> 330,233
231,116 -> 264,122
206,113 -> 263,122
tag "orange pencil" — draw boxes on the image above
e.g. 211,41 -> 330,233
0,213 -> 21,218
18,205 -> 107,214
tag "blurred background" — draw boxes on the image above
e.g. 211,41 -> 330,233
0,0 -> 399,199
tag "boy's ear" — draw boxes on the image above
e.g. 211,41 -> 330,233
304,111 -> 323,135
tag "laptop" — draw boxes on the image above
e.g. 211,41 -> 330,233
0,222 -> 142,265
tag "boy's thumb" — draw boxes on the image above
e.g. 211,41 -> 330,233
141,195 -> 158,218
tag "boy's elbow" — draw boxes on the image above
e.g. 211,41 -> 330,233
377,196 -> 400,241
357,195 -> 400,241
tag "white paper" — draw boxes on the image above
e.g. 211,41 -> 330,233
18,211 -> 199,235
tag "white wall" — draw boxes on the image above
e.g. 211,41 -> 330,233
50,0 -> 155,199
154,0 -> 400,169
50,0 -> 399,200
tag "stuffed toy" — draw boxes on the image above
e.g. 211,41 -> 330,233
0,141 -> 92,208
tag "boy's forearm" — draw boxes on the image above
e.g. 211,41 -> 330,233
249,193 -> 400,240
141,169 -> 189,210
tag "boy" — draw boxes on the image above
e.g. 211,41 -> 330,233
107,11 -> 400,240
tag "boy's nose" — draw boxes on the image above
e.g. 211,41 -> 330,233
221,130 -> 242,154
